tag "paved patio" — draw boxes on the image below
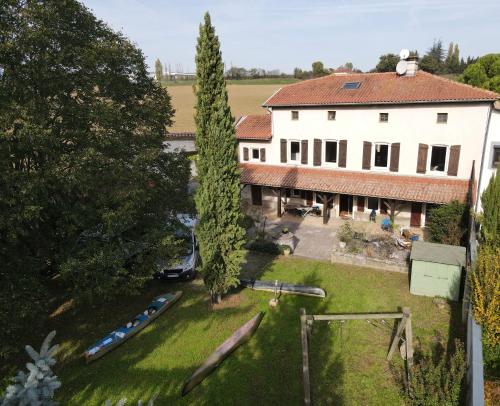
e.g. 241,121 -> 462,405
253,211 -> 425,262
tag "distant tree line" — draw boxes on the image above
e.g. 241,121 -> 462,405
293,61 -> 362,79
224,66 -> 286,79
374,40 -> 478,75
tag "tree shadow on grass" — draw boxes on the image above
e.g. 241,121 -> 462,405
56,265 -> 341,405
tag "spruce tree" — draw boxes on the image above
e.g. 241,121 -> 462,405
481,170 -> 500,247
194,13 -> 245,303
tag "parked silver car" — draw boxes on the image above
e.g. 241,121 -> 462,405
155,214 -> 198,281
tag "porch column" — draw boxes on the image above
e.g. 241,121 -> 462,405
277,188 -> 282,218
322,193 -> 328,225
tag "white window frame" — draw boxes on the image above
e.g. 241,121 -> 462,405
291,189 -> 301,198
372,142 -> 390,171
428,144 -> 449,174
323,139 -> 338,166
250,148 -> 260,161
490,144 -> 500,169
291,110 -> 299,121
289,140 -> 301,163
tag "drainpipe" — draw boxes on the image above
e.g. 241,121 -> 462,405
475,104 -> 493,212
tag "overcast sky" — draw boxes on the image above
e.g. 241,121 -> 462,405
81,0 -> 500,74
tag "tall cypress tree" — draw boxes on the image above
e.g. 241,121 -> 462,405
481,171 -> 500,247
155,58 -> 163,82
194,12 -> 245,303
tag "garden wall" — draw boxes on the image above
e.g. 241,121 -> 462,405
330,251 -> 408,273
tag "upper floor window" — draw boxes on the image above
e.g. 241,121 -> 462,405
437,113 -> 448,123
328,111 -> 336,120
290,141 -> 300,161
251,148 -> 260,160
291,111 -> 299,120
374,143 -> 389,168
491,145 -> 500,168
325,140 -> 338,163
379,113 -> 389,123
430,145 -> 447,171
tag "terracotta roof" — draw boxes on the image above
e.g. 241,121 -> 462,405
240,164 -> 469,204
235,114 -> 272,140
166,132 -> 195,140
263,71 -> 498,107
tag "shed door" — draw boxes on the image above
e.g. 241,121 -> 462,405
410,203 -> 422,227
251,185 -> 262,206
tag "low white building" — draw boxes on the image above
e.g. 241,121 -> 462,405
236,59 -> 499,226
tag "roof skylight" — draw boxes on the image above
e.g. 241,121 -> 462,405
343,82 -> 361,89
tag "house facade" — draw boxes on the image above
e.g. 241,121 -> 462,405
236,60 -> 499,227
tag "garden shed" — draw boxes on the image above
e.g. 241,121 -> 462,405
409,241 -> 466,301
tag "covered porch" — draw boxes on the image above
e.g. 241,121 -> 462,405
240,163 -> 470,228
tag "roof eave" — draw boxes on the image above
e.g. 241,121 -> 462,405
263,99 -> 497,108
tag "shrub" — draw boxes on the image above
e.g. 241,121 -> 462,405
470,245 -> 500,374
239,214 -> 255,230
338,222 -> 354,243
480,170 -> 500,247
427,201 -> 469,246
401,340 -> 466,406
279,245 -> 292,254
247,238 -> 281,255
1,331 -> 61,405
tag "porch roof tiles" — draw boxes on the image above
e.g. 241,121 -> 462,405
235,114 -> 272,140
240,163 -> 470,204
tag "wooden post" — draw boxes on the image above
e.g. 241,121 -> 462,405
405,310 -> 414,377
300,308 -> 311,406
322,193 -> 328,225
277,188 -> 282,218
313,312 -> 404,321
387,308 -> 409,360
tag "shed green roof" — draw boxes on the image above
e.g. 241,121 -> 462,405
410,241 -> 466,267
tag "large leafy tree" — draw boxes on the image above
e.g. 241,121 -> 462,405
375,53 -> 399,72
0,0 -> 189,358
194,12 -> 245,303
462,54 -> 500,92
312,61 -> 327,77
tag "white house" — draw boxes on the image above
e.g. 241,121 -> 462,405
477,104 -> 500,211
236,59 -> 499,227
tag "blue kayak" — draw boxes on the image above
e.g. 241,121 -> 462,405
84,291 -> 182,363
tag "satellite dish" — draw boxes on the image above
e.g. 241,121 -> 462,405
400,49 -> 410,60
396,60 -> 408,75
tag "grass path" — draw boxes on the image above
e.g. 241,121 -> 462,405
54,254 -> 461,405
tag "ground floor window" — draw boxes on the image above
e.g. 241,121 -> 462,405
367,197 -> 379,210
430,145 -> 447,172
291,189 -> 301,198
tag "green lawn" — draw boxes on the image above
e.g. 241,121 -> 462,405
53,254 -> 461,405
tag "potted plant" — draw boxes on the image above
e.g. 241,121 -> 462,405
281,245 -> 292,255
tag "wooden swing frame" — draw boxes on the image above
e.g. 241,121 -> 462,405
299,307 -> 414,406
